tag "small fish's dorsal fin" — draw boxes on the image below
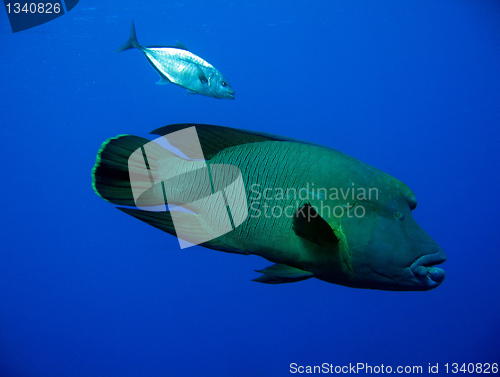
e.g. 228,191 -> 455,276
150,124 -> 293,160
252,264 -> 314,284
293,203 -> 339,247
175,41 -> 188,50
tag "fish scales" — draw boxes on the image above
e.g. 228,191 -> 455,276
92,124 -> 446,290
145,48 -> 212,83
209,142 -> 317,264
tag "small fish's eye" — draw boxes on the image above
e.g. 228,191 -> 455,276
221,82 -> 227,87
394,211 -> 404,220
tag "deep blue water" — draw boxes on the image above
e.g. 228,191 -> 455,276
1,1 -> 499,376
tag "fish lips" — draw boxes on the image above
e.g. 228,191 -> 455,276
410,249 -> 447,287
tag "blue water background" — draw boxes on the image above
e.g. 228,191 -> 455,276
1,1 -> 499,376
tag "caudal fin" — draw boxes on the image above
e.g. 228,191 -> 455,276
92,133 -> 207,208
92,130 -> 251,253
115,20 -> 141,53
92,134 -> 182,207
92,135 -> 149,206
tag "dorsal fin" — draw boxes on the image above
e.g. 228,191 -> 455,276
148,40 -> 187,51
175,41 -> 188,50
150,124 -> 288,160
149,124 -> 330,160
145,43 -> 188,50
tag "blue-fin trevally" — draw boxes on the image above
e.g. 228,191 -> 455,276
116,21 -> 235,99
91,124 -> 446,291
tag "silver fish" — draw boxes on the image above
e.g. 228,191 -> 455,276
117,21 -> 235,99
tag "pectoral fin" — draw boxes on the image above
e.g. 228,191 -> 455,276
197,67 -> 208,84
293,203 -> 339,247
253,264 -> 314,284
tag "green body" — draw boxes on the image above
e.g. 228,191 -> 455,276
92,124 -> 446,291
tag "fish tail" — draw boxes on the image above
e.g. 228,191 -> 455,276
92,134 -> 149,206
92,134 -> 174,207
92,134 -> 209,209
115,20 -> 142,53
92,134 -> 242,251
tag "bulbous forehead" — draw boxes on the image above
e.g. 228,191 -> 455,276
364,173 -> 417,212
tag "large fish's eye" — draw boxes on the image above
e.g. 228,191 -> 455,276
221,81 -> 227,87
394,211 -> 404,220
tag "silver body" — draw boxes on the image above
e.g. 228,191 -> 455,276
142,46 -> 234,99
117,21 -> 235,99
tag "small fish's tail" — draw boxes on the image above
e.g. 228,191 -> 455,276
115,20 -> 142,53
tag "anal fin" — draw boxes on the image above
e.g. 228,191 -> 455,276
252,264 -> 314,284
117,207 -> 249,255
156,75 -> 172,85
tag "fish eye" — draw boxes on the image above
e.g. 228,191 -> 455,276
394,211 -> 404,220
221,81 -> 227,87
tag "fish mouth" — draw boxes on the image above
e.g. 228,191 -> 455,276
410,249 -> 446,286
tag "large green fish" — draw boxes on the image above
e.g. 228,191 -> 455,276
92,124 -> 446,291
